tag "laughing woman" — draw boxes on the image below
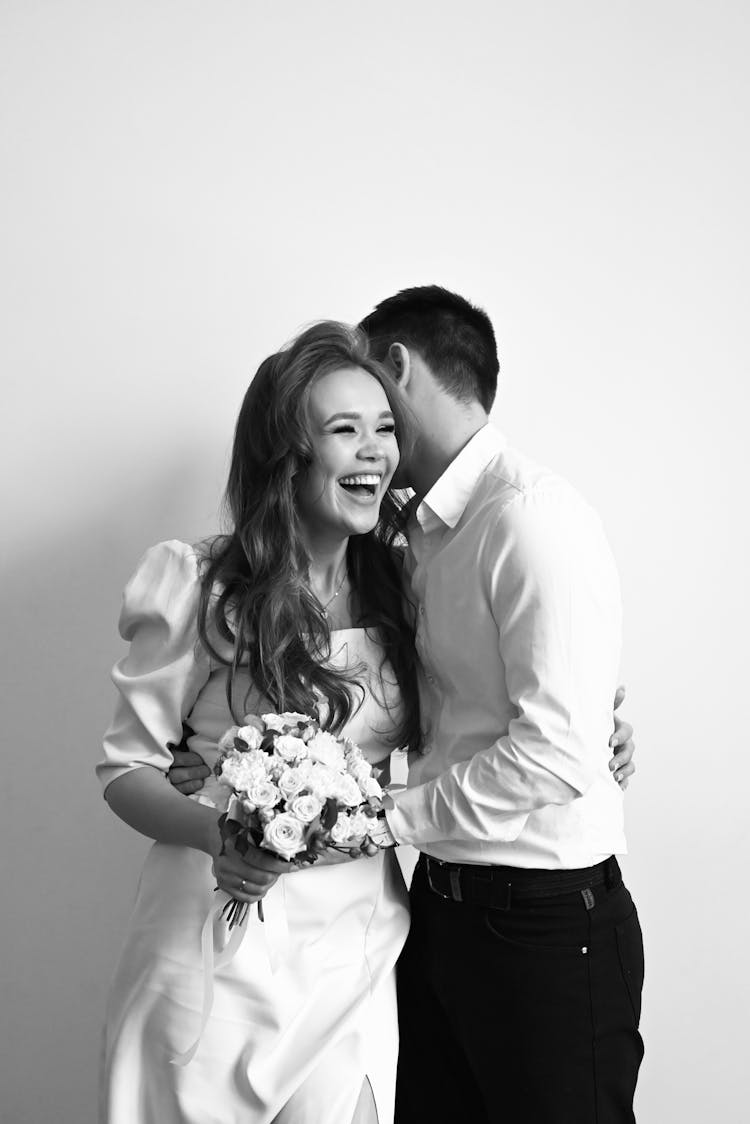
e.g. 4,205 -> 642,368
97,323 -> 419,1124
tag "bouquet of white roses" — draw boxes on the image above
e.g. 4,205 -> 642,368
214,710 -> 389,927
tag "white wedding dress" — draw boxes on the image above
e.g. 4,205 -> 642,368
97,542 -> 411,1124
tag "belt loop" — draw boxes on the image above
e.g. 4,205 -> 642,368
425,857 -> 453,901
449,869 -> 463,902
604,856 -> 618,890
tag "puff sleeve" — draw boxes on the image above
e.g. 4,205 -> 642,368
97,541 -> 212,795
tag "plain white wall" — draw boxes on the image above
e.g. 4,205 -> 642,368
2,2 -> 748,1120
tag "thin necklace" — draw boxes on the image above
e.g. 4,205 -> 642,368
319,565 -> 348,618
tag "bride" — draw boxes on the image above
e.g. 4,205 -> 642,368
97,322 -> 420,1124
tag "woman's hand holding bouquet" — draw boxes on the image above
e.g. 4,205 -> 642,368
212,710 -> 394,928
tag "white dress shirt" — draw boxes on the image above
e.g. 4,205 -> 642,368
386,424 -> 627,869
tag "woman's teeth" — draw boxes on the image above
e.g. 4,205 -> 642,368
339,474 -> 381,497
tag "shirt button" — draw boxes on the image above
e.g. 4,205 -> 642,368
426,674 -> 436,684
418,606 -> 425,616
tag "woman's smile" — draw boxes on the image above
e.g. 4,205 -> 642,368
338,472 -> 384,501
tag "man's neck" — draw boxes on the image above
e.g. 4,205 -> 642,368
409,406 -> 489,500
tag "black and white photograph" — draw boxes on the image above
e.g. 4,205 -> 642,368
2,2 -> 747,1122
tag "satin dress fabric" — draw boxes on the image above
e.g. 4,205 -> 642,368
97,542 -> 410,1124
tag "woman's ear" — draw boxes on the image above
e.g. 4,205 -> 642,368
387,343 -> 412,390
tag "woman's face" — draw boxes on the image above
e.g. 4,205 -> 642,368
297,365 -> 400,542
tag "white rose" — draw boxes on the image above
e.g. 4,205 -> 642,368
262,812 -> 306,860
262,714 -> 288,733
274,734 -> 308,762
277,768 -> 306,800
262,711 -> 310,733
234,724 -> 264,751
288,794 -> 324,823
348,810 -> 372,839
244,780 -> 281,809
241,713 -> 266,730
360,775 -> 383,799
307,731 -> 346,769
335,773 -> 364,808
278,711 -> 313,726
217,726 -> 241,753
330,811 -> 355,843
347,758 -> 373,786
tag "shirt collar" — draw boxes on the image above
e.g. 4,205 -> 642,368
415,424 -> 506,531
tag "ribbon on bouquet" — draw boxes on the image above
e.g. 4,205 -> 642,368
171,881 -> 290,1066
259,877 -> 290,972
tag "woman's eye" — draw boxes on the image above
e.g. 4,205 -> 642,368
378,424 -> 396,434
332,425 -> 356,434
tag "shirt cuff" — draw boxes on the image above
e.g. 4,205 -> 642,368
382,785 -> 434,848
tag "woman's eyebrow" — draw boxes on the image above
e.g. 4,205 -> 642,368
324,409 -> 394,423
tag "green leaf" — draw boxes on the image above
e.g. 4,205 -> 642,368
234,737 -> 249,752
321,797 -> 338,831
220,818 -> 242,849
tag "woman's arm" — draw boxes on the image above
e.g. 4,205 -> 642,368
105,767 -> 287,901
98,543 -> 287,904
104,767 -> 222,858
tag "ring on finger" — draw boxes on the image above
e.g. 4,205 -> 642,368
241,879 -> 248,891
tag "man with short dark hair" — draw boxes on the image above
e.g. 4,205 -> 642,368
360,285 -> 500,412
357,285 -> 644,1123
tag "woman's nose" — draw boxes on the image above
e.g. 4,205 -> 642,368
357,432 -> 385,460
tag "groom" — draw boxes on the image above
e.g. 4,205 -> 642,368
170,286 -> 644,1122
359,287 -> 644,1123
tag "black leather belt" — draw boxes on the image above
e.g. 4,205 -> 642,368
421,854 -> 621,910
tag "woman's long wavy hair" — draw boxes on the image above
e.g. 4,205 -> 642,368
197,321 -> 421,754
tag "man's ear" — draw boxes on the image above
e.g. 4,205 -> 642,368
387,342 -> 413,390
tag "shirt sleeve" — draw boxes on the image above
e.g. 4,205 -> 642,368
96,540 -> 212,795
385,484 -> 622,848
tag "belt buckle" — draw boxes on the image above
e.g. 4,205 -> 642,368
425,857 -> 463,902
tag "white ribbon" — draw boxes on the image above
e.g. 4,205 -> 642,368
171,883 -> 291,1066
264,876 -> 290,973
171,893 -> 247,1066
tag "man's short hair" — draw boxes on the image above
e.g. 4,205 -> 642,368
358,285 -> 499,411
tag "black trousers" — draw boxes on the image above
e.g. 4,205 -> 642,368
395,856 -> 644,1124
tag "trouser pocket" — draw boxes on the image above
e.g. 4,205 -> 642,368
615,904 -> 645,1023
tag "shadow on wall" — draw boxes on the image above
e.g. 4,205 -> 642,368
0,447 -> 225,1124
